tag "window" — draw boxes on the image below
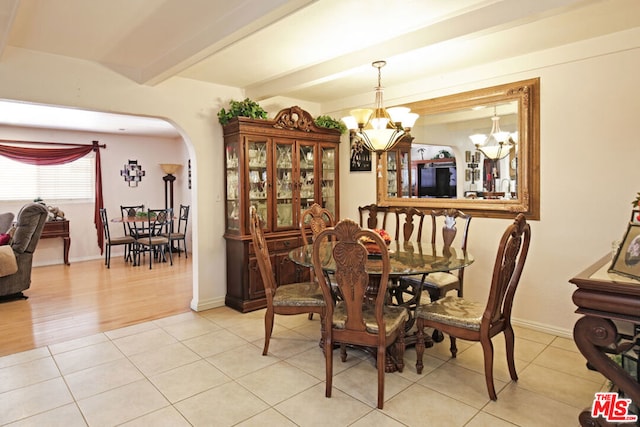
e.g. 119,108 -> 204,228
0,153 -> 95,201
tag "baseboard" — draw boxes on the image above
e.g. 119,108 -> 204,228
512,316 -> 573,339
190,296 -> 225,312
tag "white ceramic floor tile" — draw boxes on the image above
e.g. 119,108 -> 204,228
64,358 -> 144,400
0,347 -> 51,369
206,342 -> 278,379
531,345 -> 604,382
76,379 -> 169,426
349,410 -> 406,426
182,328 -> 248,358
48,333 -> 108,355
104,321 -> 159,340
5,403 -> 87,427
53,341 -> 125,375
235,408 -> 299,427
112,328 -> 178,356
119,405 -> 191,426
332,359 -> 413,408
149,359 -> 231,403
237,361 -> 321,406
0,356 -> 60,393
159,316 -> 221,340
466,411 -> 518,427
418,362 -> 507,409
128,341 -> 200,376
174,381 -> 269,426
382,383 -> 479,426
0,378 -> 74,425
484,383 -> 583,427
275,383 -> 373,427
516,363 -> 604,409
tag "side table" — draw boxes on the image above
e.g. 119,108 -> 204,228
41,220 -> 70,265
570,255 -> 640,426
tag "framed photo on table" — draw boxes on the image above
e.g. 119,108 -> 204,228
609,222 -> 640,281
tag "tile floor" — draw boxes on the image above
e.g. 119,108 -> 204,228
0,306 -> 606,426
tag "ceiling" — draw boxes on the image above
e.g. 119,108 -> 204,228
0,0 -> 639,137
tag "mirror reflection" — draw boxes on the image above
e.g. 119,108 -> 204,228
377,78 -> 539,219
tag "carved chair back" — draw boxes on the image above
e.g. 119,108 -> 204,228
358,204 -> 390,230
300,203 -> 334,245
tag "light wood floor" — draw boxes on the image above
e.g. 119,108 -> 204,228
0,253 -> 193,357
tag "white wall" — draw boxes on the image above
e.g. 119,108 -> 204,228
335,28 -> 640,336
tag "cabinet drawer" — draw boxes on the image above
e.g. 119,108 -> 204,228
272,237 -> 301,252
249,236 -> 302,255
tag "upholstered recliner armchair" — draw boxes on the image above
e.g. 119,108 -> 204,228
0,203 -> 48,300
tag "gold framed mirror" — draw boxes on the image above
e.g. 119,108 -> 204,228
377,78 -> 539,220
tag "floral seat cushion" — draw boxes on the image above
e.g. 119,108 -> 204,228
332,302 -> 409,334
272,282 -> 325,307
416,295 -> 484,331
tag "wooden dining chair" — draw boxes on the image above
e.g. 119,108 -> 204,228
300,203 -> 335,320
387,207 -> 428,328
358,204 -> 390,230
249,206 -> 325,356
300,203 -> 334,246
391,206 -> 426,243
312,218 -> 409,409
99,208 -> 135,268
415,213 -> 531,401
422,209 -> 472,301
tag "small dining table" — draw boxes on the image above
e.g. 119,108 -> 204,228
288,239 -> 474,371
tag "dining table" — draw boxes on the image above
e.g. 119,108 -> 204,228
288,239 -> 474,371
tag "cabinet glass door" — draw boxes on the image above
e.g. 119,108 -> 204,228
299,143 -> 316,221
275,142 -> 294,228
248,139 -> 268,228
386,151 -> 398,197
225,141 -> 240,231
399,151 -> 410,197
321,146 -> 337,217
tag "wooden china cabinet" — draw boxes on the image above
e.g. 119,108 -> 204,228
223,106 -> 341,312
384,136 -> 412,198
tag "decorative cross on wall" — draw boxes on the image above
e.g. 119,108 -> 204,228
120,160 -> 145,187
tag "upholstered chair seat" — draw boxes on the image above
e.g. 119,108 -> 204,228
272,282 -> 324,307
332,302 -> 409,334
415,295 -> 483,330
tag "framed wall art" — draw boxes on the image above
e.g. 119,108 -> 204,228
349,131 -> 372,172
120,160 -> 145,187
609,222 -> 640,281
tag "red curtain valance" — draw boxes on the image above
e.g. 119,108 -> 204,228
0,141 -> 105,253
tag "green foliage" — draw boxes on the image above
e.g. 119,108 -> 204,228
217,98 -> 268,125
432,149 -> 453,159
315,115 -> 347,134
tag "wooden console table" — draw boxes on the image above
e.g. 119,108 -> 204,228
41,220 -> 70,265
570,255 -> 640,426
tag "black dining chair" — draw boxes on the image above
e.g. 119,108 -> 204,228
120,204 -> 147,239
99,208 -> 135,268
163,204 -> 189,257
133,208 -> 173,269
